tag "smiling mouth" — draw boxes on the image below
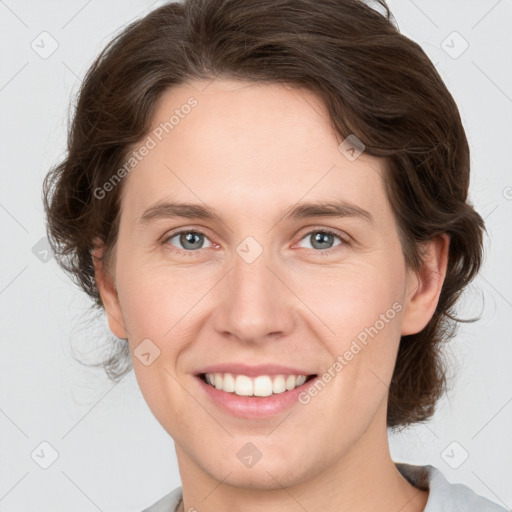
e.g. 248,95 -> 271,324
199,372 -> 317,397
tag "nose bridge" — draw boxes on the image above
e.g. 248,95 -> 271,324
213,243 -> 294,343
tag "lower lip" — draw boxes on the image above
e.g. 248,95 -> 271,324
196,375 -> 317,419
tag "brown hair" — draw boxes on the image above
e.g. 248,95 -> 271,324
43,0 -> 485,428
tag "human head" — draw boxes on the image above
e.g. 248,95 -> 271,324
43,0 -> 484,437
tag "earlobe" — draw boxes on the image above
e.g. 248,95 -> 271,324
92,239 -> 128,340
400,233 -> 450,336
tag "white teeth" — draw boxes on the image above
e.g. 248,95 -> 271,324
203,372 -> 310,396
223,373 -> 236,392
296,375 -> 307,386
285,375 -> 296,390
235,375 -> 253,396
253,376 -> 273,397
272,375 -> 287,394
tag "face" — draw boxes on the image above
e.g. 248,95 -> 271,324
96,79 -> 445,490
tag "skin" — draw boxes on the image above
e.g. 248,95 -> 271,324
94,78 -> 449,512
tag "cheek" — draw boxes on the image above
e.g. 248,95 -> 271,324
115,252 -> 207,339
293,252 -> 406,403
114,256 -> 211,411
117,261 -> 195,432
291,252 -> 406,340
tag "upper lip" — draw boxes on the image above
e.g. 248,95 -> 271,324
195,363 -> 317,378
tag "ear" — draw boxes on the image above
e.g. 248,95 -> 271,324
92,238 -> 128,339
401,233 -> 450,336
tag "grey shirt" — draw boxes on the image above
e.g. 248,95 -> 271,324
141,463 -> 508,511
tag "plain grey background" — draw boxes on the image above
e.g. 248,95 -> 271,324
1,1 -> 511,511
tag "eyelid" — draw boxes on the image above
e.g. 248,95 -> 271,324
295,225 -> 350,242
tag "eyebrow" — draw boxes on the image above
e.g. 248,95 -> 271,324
138,199 -> 374,225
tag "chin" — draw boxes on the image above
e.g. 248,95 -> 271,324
211,464 -> 308,491
193,442 -> 315,490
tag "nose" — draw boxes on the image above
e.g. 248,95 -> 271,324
211,248 -> 296,345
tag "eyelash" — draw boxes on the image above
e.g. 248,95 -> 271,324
161,227 -> 350,256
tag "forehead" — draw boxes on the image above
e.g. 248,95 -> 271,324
120,79 -> 388,225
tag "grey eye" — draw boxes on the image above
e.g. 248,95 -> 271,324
298,231 -> 343,250
167,231 -> 212,251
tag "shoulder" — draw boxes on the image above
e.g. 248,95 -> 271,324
396,463 -> 509,512
140,486 -> 183,512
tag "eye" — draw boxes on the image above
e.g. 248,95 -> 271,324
296,229 -> 348,253
161,227 -> 348,255
163,230 -> 213,252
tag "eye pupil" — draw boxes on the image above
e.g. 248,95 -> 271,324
311,232 -> 334,249
181,232 -> 203,249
